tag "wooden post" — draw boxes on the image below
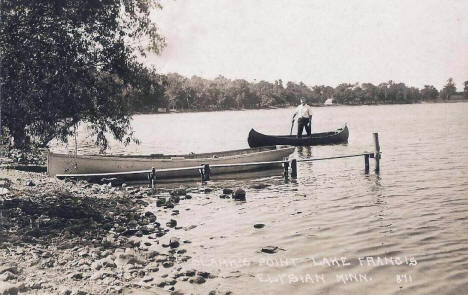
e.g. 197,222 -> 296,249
373,133 -> 380,172
203,164 -> 210,181
283,161 -> 289,179
364,154 -> 369,173
148,168 -> 155,188
198,167 -> 204,183
291,159 -> 297,178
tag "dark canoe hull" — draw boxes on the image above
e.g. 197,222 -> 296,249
248,125 -> 349,148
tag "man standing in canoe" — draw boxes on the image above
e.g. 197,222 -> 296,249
292,97 -> 312,138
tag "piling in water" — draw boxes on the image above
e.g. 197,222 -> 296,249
283,161 -> 289,179
291,159 -> 297,178
364,154 -> 370,173
373,133 -> 380,173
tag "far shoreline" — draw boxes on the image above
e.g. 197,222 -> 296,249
132,99 -> 468,116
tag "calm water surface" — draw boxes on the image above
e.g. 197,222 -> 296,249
54,102 -> 468,294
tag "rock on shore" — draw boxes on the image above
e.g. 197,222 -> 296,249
0,167 -> 221,294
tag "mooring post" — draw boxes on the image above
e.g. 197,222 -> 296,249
291,159 -> 297,178
373,133 -> 380,172
148,168 -> 155,188
151,167 -> 156,189
283,160 -> 289,179
203,164 -> 211,181
364,154 -> 370,173
198,166 -> 204,183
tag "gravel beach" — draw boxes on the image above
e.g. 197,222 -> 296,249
0,149 -> 233,295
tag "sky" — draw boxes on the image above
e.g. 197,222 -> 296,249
147,0 -> 468,90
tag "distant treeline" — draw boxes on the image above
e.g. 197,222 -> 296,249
131,74 -> 467,113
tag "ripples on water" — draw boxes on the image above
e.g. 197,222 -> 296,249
52,102 -> 468,294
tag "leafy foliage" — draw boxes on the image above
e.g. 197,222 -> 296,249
465,81 -> 468,99
421,85 -> 439,100
440,78 -> 456,100
148,74 -> 457,112
0,0 -> 165,148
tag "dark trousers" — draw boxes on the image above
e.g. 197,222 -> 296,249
297,117 -> 311,138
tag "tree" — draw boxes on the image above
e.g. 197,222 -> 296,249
284,81 -> 314,105
351,84 -> 364,105
165,73 -> 193,110
252,80 -> 285,107
0,0 -> 165,149
420,85 -> 439,100
333,83 -> 355,104
440,78 -> 456,100
389,82 -> 409,103
228,79 -> 255,108
129,70 -> 167,113
361,83 -> 377,104
311,85 -> 334,104
189,76 -> 210,110
205,82 -> 222,110
464,81 -> 468,98
376,82 -> 389,103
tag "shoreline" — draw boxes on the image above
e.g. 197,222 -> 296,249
133,99 -> 468,115
0,150 -> 246,295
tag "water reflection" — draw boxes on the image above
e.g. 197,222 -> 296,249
49,103 -> 468,295
296,146 -> 312,158
364,173 -> 382,189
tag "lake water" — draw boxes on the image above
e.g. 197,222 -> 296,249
53,102 -> 468,294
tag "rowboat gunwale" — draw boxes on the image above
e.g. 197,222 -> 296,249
48,145 -> 285,163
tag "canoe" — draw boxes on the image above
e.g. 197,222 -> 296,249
248,125 -> 349,148
47,146 -> 295,180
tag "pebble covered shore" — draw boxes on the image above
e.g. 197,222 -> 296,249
0,149 -> 249,295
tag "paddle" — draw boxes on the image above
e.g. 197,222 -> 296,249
290,119 -> 295,135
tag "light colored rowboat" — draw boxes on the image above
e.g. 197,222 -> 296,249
47,146 -> 295,180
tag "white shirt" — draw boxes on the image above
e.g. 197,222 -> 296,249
294,104 -> 312,119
